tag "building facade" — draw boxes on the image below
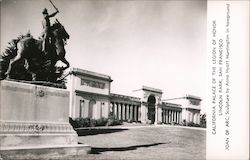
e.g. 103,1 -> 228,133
165,95 -> 202,124
68,68 -> 202,125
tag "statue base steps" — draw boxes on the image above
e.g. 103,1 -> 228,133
0,80 -> 91,159
0,144 -> 91,160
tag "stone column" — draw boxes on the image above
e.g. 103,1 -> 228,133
140,103 -> 147,124
179,112 -> 181,124
169,110 -> 172,123
164,109 -> 167,123
165,109 -> 167,123
92,102 -> 98,119
120,104 -> 123,120
134,105 -> 138,121
100,103 -> 103,118
176,111 -> 178,123
172,111 -> 174,122
174,111 -> 176,122
122,104 -> 126,120
126,104 -> 129,120
138,106 -> 141,121
118,103 -> 121,120
168,110 -> 170,123
123,104 -> 125,120
129,105 -> 133,120
119,103 -> 122,120
167,110 -> 169,123
157,106 -> 162,124
132,105 -> 134,121
162,109 -> 165,123
105,102 -> 109,118
84,100 -> 89,118
128,105 -> 130,120
114,103 -> 117,119
162,109 -> 164,123
194,113 -> 197,124
164,109 -> 166,123
197,113 -> 200,124
180,112 -> 182,123
180,111 -> 182,124
170,110 -> 172,123
110,102 -> 113,113
172,110 -> 174,122
126,104 -> 130,120
165,109 -> 168,123
176,111 -> 179,124
166,110 -> 168,123
154,104 -> 158,125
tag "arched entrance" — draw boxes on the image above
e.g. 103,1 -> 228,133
147,95 -> 156,124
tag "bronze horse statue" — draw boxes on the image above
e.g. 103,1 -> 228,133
2,19 -> 70,82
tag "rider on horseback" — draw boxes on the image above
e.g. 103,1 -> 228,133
42,8 -> 59,54
1,3 -> 69,82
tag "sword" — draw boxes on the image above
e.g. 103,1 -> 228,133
49,0 -> 59,12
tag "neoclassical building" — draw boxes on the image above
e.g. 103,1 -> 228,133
68,68 -> 201,125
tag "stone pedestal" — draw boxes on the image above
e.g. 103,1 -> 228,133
0,80 -> 90,159
140,102 -> 147,124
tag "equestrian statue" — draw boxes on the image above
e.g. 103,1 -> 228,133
0,1 -> 70,87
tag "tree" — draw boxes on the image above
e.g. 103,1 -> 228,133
200,114 -> 206,128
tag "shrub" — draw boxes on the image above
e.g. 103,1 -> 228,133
90,118 -> 97,127
69,116 -> 123,128
181,119 -> 187,126
171,122 -> 176,125
127,119 -> 133,123
187,122 -> 201,127
107,119 -> 122,126
156,121 -> 162,125
75,117 -> 91,127
96,118 -> 108,126
106,114 -> 122,126
69,117 -> 79,128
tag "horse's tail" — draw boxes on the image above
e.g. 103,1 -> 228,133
0,41 -> 19,79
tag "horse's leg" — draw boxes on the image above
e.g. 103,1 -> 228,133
60,57 -> 70,70
5,53 -> 22,77
26,69 -> 36,81
31,72 -> 37,81
57,46 -> 70,70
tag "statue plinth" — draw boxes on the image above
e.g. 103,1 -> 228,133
0,80 -> 90,159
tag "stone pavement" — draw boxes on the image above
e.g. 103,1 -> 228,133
77,124 -> 206,160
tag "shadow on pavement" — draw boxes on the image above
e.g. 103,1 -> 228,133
90,143 -> 166,154
76,128 -> 128,136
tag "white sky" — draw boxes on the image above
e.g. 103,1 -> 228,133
1,0 -> 207,112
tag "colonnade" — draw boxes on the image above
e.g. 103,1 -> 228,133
162,109 -> 181,124
188,112 -> 200,124
110,102 -> 140,122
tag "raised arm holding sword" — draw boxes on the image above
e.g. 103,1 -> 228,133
42,0 -> 59,54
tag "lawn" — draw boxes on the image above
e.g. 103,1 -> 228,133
77,125 -> 206,160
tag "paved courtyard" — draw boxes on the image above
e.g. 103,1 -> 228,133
77,125 -> 206,160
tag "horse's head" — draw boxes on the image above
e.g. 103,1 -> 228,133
52,19 -> 70,40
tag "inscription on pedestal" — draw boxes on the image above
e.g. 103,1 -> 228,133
0,121 -> 74,134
